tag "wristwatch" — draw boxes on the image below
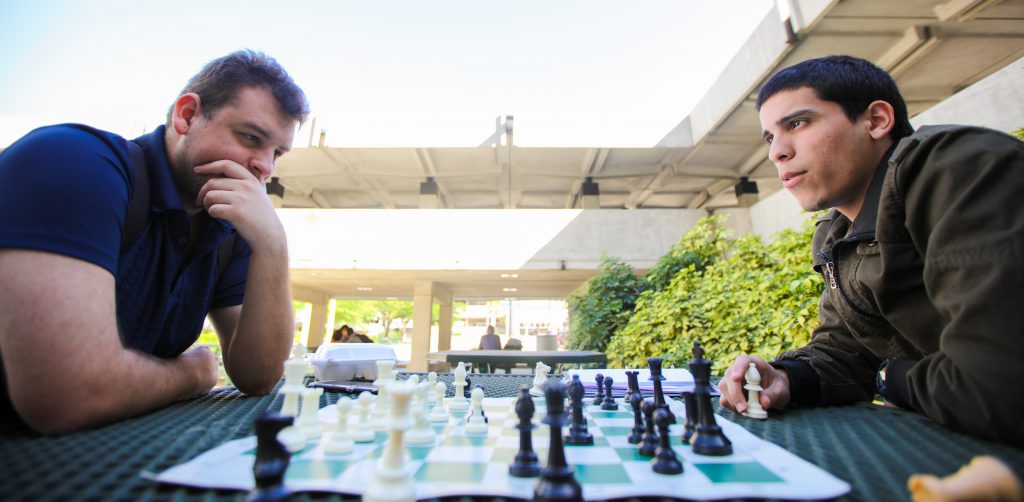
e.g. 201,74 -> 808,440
875,359 -> 891,400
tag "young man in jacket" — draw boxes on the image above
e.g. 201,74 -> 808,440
0,50 -> 308,434
718,55 -> 1024,446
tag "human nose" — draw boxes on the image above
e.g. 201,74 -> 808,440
249,153 -> 275,183
769,136 -> 793,164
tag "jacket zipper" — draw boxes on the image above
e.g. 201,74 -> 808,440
818,235 -> 885,321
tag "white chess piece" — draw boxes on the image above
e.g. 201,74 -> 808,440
364,381 -> 417,502
277,343 -> 310,452
449,362 -> 469,411
426,372 -> 438,404
406,381 -> 436,445
428,382 -> 449,423
464,387 -> 489,435
372,360 -> 397,427
743,362 -> 768,420
325,398 -> 355,454
298,387 -> 324,438
351,391 -> 376,443
530,361 -> 551,397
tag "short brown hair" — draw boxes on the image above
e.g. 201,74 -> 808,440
167,49 -> 309,126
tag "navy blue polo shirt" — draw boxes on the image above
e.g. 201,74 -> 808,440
0,123 -> 251,359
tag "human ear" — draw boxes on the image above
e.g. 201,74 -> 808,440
169,93 -> 202,135
865,100 -> 896,140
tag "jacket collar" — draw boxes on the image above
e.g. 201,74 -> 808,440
848,142 -> 898,237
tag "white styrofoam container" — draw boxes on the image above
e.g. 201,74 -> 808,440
309,343 -> 397,381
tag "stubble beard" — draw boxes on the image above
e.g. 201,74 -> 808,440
171,147 -> 213,212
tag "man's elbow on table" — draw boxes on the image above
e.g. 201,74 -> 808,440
11,388 -> 118,436
228,367 -> 284,396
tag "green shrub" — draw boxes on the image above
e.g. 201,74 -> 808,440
607,215 -> 822,373
1011,127 -> 1024,142
566,255 -> 645,352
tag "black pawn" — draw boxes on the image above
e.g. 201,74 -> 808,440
510,387 -> 541,478
647,357 -> 675,423
638,399 -> 659,457
600,376 -> 618,410
565,375 -> 594,445
680,391 -> 697,444
689,341 -> 732,456
652,408 -> 684,475
248,413 -> 293,502
627,389 -> 644,444
592,373 -> 604,406
534,382 -> 583,502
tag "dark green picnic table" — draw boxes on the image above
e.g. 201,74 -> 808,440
2,373 -> 1021,501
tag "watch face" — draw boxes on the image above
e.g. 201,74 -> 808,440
876,361 -> 889,399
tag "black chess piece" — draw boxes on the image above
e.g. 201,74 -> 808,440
638,399 -> 659,457
510,387 -> 541,478
689,341 -> 732,456
248,413 -> 293,502
600,376 -> 618,410
565,375 -> 594,445
627,388 -> 644,444
652,408 -> 684,475
592,373 -> 604,406
464,377 -> 473,398
647,357 -> 676,423
680,391 -> 697,444
534,382 -> 583,502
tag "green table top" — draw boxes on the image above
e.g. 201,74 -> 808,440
1,373 -> 1022,501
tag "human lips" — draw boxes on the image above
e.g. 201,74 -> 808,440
780,170 -> 806,189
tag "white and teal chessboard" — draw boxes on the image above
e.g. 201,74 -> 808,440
151,396 -> 850,500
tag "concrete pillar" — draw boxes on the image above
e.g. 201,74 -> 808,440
409,281 -> 435,372
305,297 -> 330,350
436,288 -> 453,352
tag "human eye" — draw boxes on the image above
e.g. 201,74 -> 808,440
789,118 -> 807,129
240,132 -> 260,145
763,134 -> 774,145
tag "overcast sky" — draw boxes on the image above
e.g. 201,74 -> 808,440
0,0 -> 778,147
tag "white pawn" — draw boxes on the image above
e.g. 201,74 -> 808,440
743,362 -> 768,420
351,391 -> 376,443
530,361 -> 551,397
406,381 -> 436,445
426,372 -> 438,404
298,387 -> 324,439
465,387 -> 488,435
449,363 -> 469,411
325,398 -> 355,454
429,382 -> 449,423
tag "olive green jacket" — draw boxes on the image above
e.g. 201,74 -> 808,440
776,125 -> 1024,445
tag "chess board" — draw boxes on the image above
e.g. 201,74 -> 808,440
151,396 -> 850,500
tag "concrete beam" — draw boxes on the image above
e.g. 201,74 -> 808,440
409,281 -> 435,372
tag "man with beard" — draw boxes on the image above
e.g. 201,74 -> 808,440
0,50 -> 309,434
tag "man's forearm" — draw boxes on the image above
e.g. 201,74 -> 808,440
10,346 -> 215,435
224,246 -> 293,394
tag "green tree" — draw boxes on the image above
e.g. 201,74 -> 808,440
608,215 -> 822,373
566,255 -> 645,352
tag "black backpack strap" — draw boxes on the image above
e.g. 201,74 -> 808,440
122,138 -> 236,283
121,140 -> 150,253
216,233 -> 236,282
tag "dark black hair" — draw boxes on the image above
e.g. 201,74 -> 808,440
755,55 -> 913,140
167,49 -> 309,126
331,325 -> 352,342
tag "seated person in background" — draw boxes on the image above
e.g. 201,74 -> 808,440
477,325 -> 502,373
333,325 -> 374,343
717,55 -> 1024,446
345,332 -> 374,343
331,325 -> 353,343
